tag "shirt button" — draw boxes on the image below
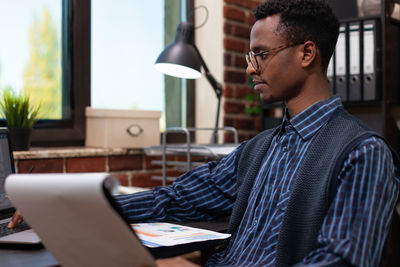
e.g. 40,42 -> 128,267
282,146 -> 287,151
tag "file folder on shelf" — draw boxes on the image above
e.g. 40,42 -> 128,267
363,21 -> 377,101
349,23 -> 361,101
335,26 -> 347,101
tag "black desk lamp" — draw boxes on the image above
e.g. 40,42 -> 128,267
154,21 -> 222,144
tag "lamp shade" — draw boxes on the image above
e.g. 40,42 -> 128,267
154,22 -> 202,79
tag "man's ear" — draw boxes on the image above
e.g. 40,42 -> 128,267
301,41 -> 317,68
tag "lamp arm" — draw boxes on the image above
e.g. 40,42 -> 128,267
193,44 -> 222,144
193,45 -> 222,98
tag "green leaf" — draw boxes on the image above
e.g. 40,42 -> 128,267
252,106 -> 260,114
245,107 -> 253,115
248,76 -> 254,87
245,94 -> 255,102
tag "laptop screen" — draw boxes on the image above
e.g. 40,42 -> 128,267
0,128 -> 15,211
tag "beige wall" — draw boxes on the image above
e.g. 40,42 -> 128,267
194,0 -> 224,144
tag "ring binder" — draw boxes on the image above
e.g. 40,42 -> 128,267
349,23 -> 361,101
363,21 -> 377,101
335,26 -> 347,101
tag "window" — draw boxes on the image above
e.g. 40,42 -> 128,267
91,0 -> 164,112
91,0 -> 194,132
0,0 -> 89,146
0,0 -> 63,119
1,0 -> 194,147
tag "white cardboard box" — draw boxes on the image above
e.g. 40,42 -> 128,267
85,107 -> 161,148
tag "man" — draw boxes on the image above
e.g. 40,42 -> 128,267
115,0 -> 400,266
10,0 -> 400,266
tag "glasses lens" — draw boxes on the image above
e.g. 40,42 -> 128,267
246,54 -> 251,65
246,52 -> 258,71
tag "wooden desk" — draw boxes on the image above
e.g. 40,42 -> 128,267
0,220 -> 229,267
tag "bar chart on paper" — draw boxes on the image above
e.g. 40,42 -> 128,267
131,222 -> 231,248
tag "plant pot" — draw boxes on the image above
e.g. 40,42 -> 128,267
9,128 -> 32,151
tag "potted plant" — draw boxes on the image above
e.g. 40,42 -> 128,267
0,88 -> 41,151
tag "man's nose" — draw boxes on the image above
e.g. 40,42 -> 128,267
246,62 -> 257,76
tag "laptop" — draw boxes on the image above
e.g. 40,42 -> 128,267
0,127 -> 41,245
5,172 -> 155,267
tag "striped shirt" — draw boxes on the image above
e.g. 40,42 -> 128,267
115,96 -> 399,266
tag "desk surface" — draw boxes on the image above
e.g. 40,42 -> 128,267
0,220 -> 229,267
0,245 -> 58,267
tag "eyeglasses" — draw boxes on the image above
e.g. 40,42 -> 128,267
245,43 -> 296,72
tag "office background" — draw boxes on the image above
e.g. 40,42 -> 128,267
0,0 -> 399,265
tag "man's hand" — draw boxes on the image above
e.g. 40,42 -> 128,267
156,256 -> 200,267
8,210 -> 23,229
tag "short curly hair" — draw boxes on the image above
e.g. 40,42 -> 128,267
254,0 -> 339,70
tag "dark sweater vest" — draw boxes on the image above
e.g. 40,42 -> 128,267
226,107 -> 383,267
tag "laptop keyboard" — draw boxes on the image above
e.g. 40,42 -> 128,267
0,221 -> 30,237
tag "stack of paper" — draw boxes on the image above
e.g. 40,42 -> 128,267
131,222 -> 231,248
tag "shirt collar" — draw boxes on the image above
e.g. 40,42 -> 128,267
280,96 -> 343,140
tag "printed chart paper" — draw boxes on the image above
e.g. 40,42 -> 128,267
132,222 -> 231,248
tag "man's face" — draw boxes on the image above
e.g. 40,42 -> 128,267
246,15 -> 304,103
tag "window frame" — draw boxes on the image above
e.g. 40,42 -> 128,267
30,0 -> 90,146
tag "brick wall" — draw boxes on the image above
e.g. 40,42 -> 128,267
13,149 -> 211,188
223,0 -> 264,143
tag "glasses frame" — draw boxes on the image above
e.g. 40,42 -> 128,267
246,43 -> 296,71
